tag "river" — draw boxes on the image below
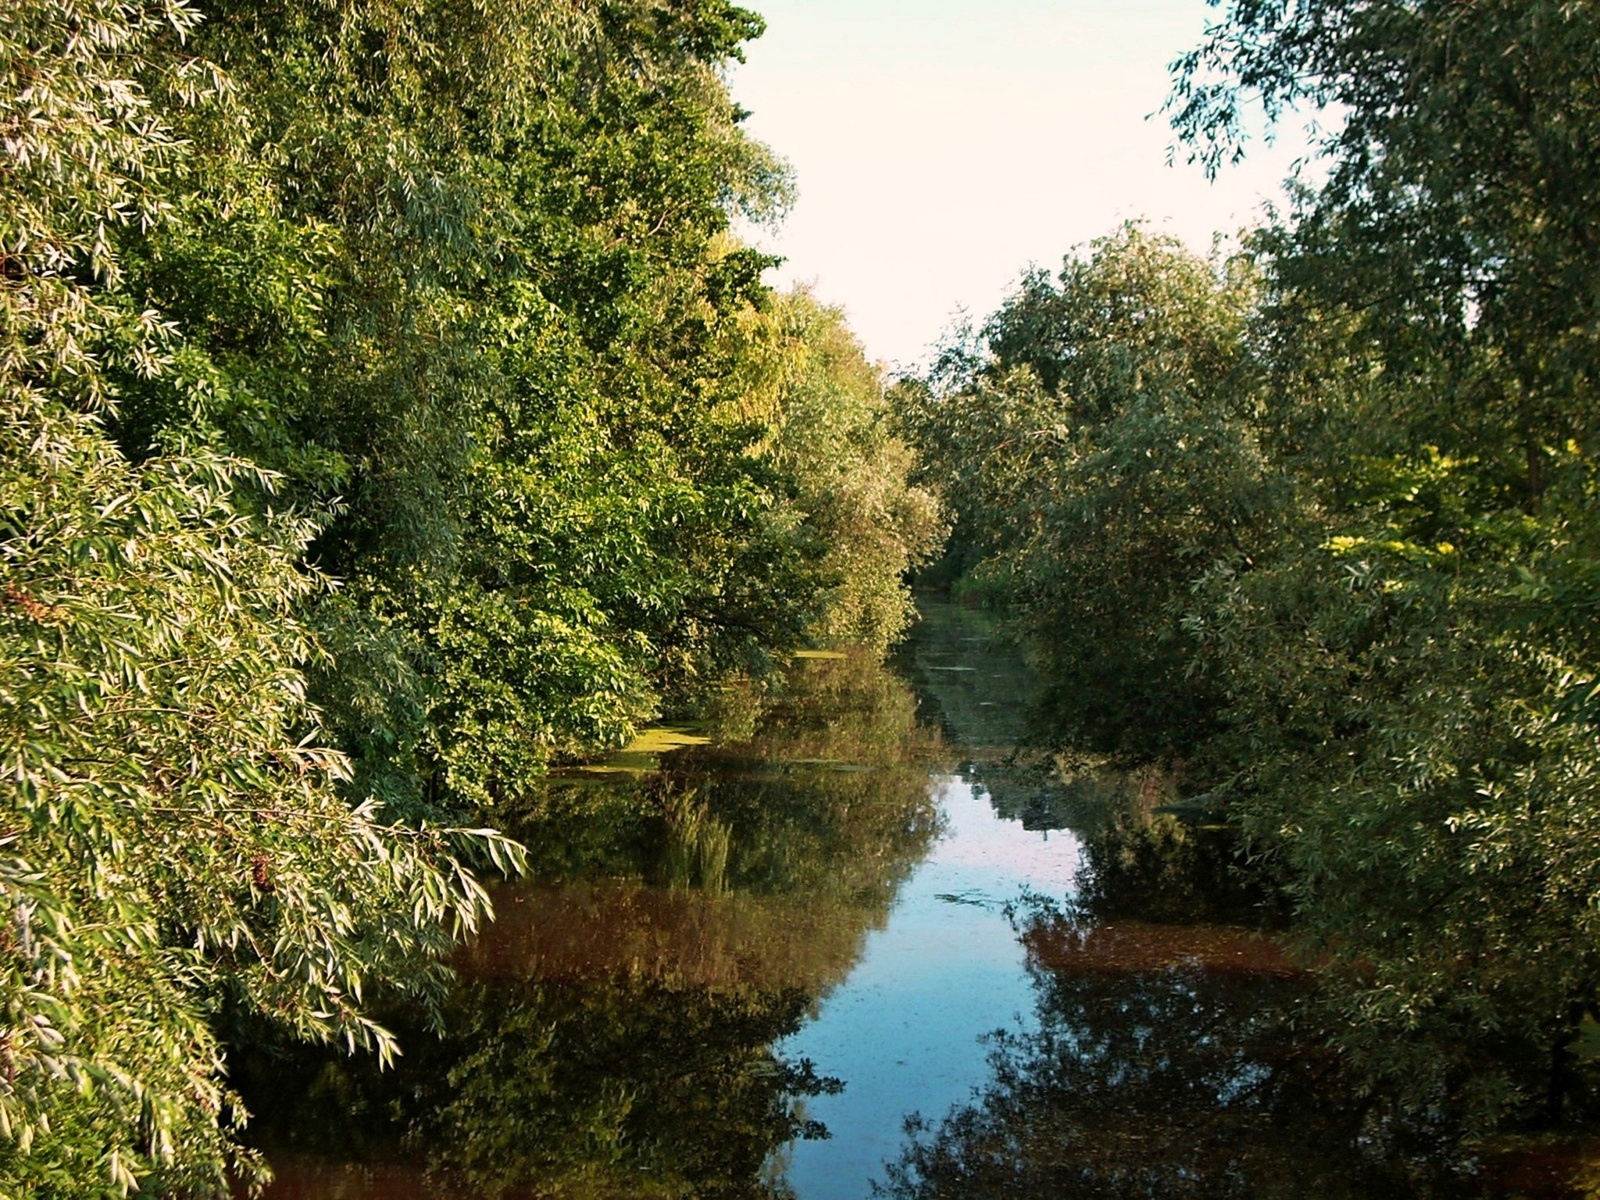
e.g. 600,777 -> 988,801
238,598 -> 1555,1199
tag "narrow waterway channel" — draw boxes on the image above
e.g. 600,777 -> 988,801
768,598 -> 1076,1199
240,598 -> 1513,1199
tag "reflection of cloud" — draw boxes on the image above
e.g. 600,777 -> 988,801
927,777 -> 1082,896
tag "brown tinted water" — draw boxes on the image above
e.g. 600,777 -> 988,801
239,599 -> 1592,1200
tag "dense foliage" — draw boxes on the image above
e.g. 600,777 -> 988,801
1,0 -> 932,1194
902,0 -> 1600,1148
104,0 -> 908,817
901,227 -> 1267,763
744,292 -> 944,649
0,392 -> 523,1196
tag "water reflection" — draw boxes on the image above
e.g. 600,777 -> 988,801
897,595 -> 1143,837
873,902 -> 1417,1200
464,882 -> 868,991
773,776 -> 1080,1200
242,651 -> 946,1199
244,977 -> 830,1200
240,600 -> 1550,1200
772,604 -> 1086,1200
866,602 -> 1408,1199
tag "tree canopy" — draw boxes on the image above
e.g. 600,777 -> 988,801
902,0 -> 1600,1144
1,1 -> 936,1193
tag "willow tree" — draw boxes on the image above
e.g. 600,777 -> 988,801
2,4 -> 520,1195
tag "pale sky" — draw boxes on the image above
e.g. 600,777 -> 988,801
729,0 -> 1312,370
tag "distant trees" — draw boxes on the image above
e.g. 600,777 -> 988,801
900,227 -> 1267,763
1,0 -> 934,1194
901,0 -> 1600,1141
750,292 -> 945,650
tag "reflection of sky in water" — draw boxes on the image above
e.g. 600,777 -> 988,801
777,775 -> 1081,1200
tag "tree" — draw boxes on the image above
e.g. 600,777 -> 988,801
1159,0 -> 1600,1132
901,227 -> 1273,762
747,291 -> 945,651
0,397 -> 522,1198
2,5 -> 519,1193
93,0 -> 919,823
1171,0 -> 1600,506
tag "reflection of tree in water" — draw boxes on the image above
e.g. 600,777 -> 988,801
667,651 -> 946,912
240,651 -> 944,1199
897,595 -> 1083,838
241,979 -> 831,1199
875,904 -> 1425,1200
1075,808 -> 1284,927
897,597 -> 1039,753
504,650 -> 946,912
421,980 -> 838,1199
898,597 -> 1177,840
885,599 -> 1417,1197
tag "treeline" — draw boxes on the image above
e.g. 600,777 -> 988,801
902,0 -> 1600,1146
0,2 -> 936,1195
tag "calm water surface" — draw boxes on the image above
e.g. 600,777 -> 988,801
242,599 -> 1461,1199
776,773 -> 1080,1200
